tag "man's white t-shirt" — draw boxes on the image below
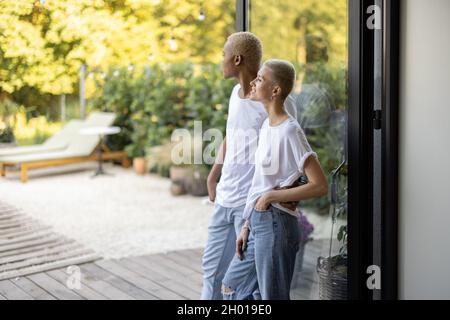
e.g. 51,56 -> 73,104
215,84 -> 297,208
242,116 -> 317,220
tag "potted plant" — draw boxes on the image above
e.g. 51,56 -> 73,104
125,119 -> 148,175
317,159 -> 348,300
184,165 -> 209,197
169,165 -> 190,196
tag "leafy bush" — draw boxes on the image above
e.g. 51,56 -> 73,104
10,111 -> 62,146
89,63 -> 234,163
89,66 -> 135,152
0,126 -> 14,143
0,98 -> 17,143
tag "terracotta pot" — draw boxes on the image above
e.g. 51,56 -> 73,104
184,168 -> 209,197
169,166 -> 191,183
170,181 -> 186,196
133,157 -> 147,175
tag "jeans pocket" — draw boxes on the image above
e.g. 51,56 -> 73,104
253,205 -> 272,214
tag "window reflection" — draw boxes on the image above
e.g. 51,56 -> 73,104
250,0 -> 348,300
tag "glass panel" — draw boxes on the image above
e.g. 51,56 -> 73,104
250,0 -> 349,300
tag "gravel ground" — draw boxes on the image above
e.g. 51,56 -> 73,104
0,163 -> 211,259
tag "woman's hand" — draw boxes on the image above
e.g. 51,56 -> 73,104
236,226 -> 249,260
254,192 -> 272,211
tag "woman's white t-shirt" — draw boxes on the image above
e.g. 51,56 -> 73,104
242,116 -> 317,220
215,84 -> 297,208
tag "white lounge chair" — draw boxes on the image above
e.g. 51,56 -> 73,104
0,119 -> 83,158
0,112 -> 130,182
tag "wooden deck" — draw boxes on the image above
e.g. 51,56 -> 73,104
0,240 -> 330,300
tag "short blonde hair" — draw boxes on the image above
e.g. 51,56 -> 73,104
226,32 -> 263,73
263,59 -> 296,100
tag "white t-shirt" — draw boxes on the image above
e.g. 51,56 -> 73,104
242,116 -> 317,220
215,84 -> 297,208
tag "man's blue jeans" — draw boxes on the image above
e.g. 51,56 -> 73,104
222,206 -> 299,300
201,203 -> 245,300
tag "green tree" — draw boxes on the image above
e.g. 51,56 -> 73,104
0,0 -> 235,113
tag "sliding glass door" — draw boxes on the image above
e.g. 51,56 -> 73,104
248,0 -> 349,300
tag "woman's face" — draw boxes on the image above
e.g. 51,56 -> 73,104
250,66 -> 274,102
222,41 -> 238,79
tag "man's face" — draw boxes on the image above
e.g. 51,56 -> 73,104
222,41 -> 237,79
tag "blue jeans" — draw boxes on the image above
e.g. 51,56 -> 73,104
222,206 -> 300,300
201,203 -> 245,300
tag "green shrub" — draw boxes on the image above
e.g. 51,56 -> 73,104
88,62 -> 348,201
89,63 -> 234,165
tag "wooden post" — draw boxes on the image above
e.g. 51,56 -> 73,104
0,163 -> 5,177
20,164 -> 28,183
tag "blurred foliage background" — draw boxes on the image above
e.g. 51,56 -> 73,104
0,0 -> 234,130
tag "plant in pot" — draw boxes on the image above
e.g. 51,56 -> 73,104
125,119 -> 149,175
317,159 -> 348,300
169,164 -> 191,196
184,164 -> 209,197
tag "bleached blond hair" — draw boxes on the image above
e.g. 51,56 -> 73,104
226,32 -> 263,73
263,59 -> 296,100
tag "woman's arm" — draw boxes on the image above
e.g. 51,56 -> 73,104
255,156 -> 328,210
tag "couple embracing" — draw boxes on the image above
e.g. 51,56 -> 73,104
201,32 -> 328,300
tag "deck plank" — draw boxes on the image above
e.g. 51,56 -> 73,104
113,257 -> 187,300
10,277 -> 56,300
93,259 -> 161,300
73,263 -> 135,300
0,280 -> 34,300
136,254 -> 203,289
0,242 -> 328,300
27,273 -> 83,300
164,251 -> 203,274
46,269 -> 108,300
150,253 -> 203,284
81,263 -> 155,300
128,256 -> 200,300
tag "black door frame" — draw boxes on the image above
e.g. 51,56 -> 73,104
236,0 -> 399,300
381,0 -> 399,300
348,0 -> 375,300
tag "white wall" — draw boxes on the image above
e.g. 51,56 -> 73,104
399,0 -> 450,299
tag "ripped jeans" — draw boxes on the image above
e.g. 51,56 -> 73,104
222,206 -> 299,300
201,203 -> 245,300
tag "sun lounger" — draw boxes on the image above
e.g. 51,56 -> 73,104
0,120 -> 83,158
0,112 -> 130,182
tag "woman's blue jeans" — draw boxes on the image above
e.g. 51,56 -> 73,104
222,206 -> 300,300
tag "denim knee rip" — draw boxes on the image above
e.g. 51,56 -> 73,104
221,283 -> 235,299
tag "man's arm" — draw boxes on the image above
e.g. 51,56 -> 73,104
207,138 -> 226,202
268,157 -> 328,202
256,156 -> 328,210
